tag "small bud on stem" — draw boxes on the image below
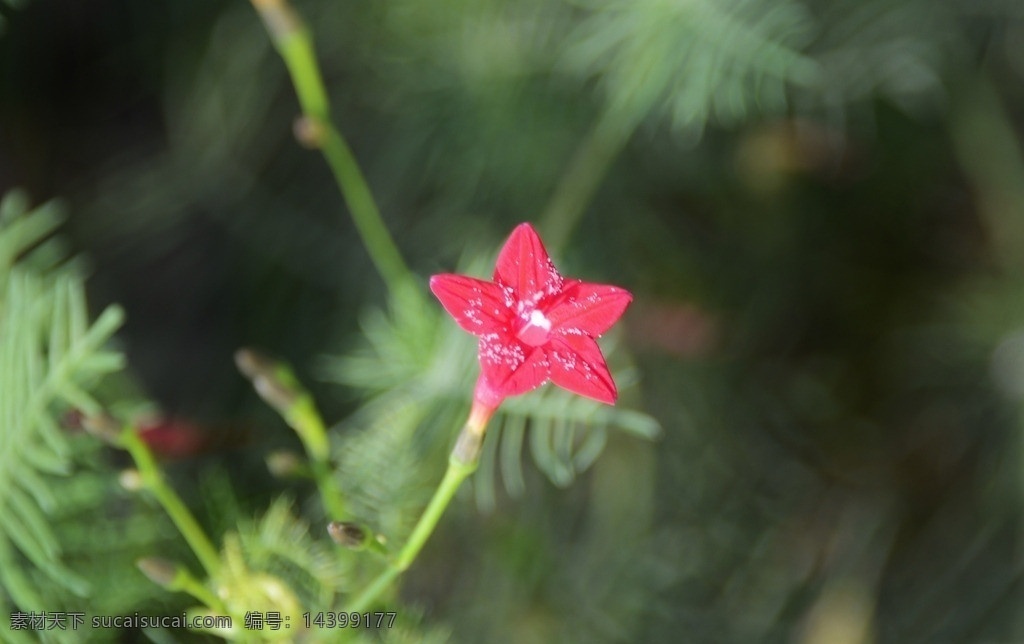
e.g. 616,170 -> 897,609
265,450 -> 307,478
82,413 -> 123,445
136,557 -> 180,589
235,348 -> 301,413
327,521 -> 366,548
293,115 -> 327,148
119,469 -> 144,492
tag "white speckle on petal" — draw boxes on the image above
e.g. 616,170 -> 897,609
544,260 -> 564,296
480,334 -> 526,369
551,350 -> 577,372
463,297 -> 487,326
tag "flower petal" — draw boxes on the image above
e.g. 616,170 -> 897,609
547,334 -> 617,404
430,274 -> 508,335
478,333 -> 550,397
547,281 -> 633,337
493,223 -> 563,303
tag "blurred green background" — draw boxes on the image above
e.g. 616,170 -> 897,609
2,0 -> 1024,641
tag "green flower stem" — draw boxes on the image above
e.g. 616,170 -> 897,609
120,429 -> 221,577
539,107 -> 635,251
318,124 -> 414,293
236,349 -> 348,521
252,0 -> 411,294
139,558 -> 224,610
285,396 -> 330,462
311,457 -> 347,522
175,570 -> 223,610
346,427 -> 484,612
276,382 -> 347,521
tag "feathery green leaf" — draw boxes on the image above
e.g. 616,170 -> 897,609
0,192 -> 127,626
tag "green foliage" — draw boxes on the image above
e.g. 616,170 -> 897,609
562,0 -> 819,136
235,497 -> 352,610
475,362 -> 659,510
333,402 -> 440,547
321,283 -> 462,543
806,0 -> 955,117
31,444 -> 181,644
0,191 -> 126,640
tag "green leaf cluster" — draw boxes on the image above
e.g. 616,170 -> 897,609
562,0 -> 819,136
0,191 -> 128,641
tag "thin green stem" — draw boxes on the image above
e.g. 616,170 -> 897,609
394,457 -> 477,571
120,430 -> 221,577
346,567 -> 401,614
286,396 -> 330,462
346,451 -> 479,612
286,392 -> 346,520
237,348 -> 347,520
177,572 -> 223,610
318,124 -> 412,293
311,458 -> 346,521
252,0 -> 411,294
539,108 -> 635,252
138,558 -> 226,612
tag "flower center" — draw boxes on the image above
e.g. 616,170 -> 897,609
516,308 -> 552,346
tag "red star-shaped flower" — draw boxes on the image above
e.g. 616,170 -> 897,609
430,223 -> 632,413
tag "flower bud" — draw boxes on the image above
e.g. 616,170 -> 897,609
265,450 -> 305,478
119,469 -> 144,491
235,348 -> 301,412
254,375 -> 299,412
234,348 -> 275,381
82,413 -> 122,445
327,521 -> 367,549
251,0 -> 302,43
136,557 -> 180,589
293,115 -> 326,148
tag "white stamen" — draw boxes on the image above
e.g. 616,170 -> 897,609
528,309 -> 552,332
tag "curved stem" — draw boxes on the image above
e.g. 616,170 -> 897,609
345,424 -> 485,612
287,394 -> 346,520
121,430 -> 221,577
252,0 -> 412,294
237,349 -> 348,520
317,124 -> 412,293
311,458 -> 347,522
